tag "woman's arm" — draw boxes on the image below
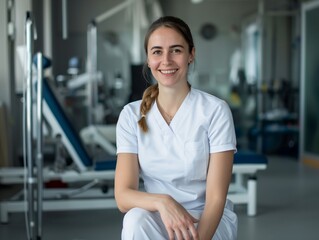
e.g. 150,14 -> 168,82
197,150 -> 234,240
114,153 -> 199,240
115,153 -> 161,212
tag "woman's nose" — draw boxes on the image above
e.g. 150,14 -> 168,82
162,52 -> 172,65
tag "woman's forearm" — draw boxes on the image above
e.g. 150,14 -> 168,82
115,154 -> 170,213
197,198 -> 226,240
115,188 -> 169,213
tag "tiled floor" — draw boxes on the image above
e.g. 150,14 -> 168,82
1,155 -> 319,240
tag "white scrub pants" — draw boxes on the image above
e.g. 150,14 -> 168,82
121,200 -> 238,240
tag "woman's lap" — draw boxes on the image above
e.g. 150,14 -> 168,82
121,200 -> 237,240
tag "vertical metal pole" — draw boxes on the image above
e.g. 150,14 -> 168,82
257,0 -> 264,153
132,0 -> 141,65
36,53 -> 43,240
62,0 -> 68,39
299,3 -> 307,162
86,22 -> 97,126
43,0 -> 52,76
26,13 -> 35,240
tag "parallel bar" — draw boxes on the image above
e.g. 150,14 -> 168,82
36,52 -> 44,239
25,12 -> 35,240
86,22 -> 97,126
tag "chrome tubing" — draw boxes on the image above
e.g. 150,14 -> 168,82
86,22 -> 97,126
25,13 -> 35,240
36,52 -> 44,239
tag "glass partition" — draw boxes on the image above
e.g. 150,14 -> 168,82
300,0 -> 319,164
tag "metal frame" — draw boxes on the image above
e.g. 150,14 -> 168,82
0,189 -> 116,223
0,168 -> 116,223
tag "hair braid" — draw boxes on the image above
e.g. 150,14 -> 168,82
138,84 -> 159,132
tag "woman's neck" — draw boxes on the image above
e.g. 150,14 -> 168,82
157,83 -> 190,119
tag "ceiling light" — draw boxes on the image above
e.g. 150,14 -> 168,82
191,0 -> 203,4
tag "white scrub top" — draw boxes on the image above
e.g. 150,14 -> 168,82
116,88 -> 237,211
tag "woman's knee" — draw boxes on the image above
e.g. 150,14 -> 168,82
122,208 -> 155,236
123,208 -> 150,227
122,208 -> 167,240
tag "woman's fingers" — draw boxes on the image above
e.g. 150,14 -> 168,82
174,228 -> 185,240
180,227 -> 191,240
188,224 -> 199,240
167,223 -> 198,240
158,196 -> 199,239
167,228 -> 175,240
169,222 -> 198,240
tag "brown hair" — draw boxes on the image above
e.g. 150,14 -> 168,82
138,16 -> 194,132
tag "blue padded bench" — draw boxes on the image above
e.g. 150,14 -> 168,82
43,78 -> 117,172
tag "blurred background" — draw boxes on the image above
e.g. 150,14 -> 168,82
2,0 -> 314,162
0,0 -> 319,239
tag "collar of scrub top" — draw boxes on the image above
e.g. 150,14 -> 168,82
152,89 -> 192,136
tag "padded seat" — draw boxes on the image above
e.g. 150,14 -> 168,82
94,159 -> 117,171
234,150 -> 268,165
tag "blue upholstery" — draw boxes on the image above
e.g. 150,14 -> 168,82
95,160 -> 117,171
43,79 -> 116,171
234,150 -> 268,165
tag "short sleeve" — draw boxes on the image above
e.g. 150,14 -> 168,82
116,106 -> 138,154
208,101 -> 237,153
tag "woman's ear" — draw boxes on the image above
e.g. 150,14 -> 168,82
189,47 -> 195,63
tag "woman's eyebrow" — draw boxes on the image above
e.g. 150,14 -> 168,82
170,44 -> 184,49
150,44 -> 185,51
150,46 -> 162,51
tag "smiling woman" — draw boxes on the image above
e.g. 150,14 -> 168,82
114,16 -> 238,240
146,26 -> 192,92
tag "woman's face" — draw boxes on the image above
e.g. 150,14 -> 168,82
147,27 -> 194,88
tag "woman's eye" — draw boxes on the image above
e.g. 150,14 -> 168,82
172,48 -> 182,54
152,50 -> 161,55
